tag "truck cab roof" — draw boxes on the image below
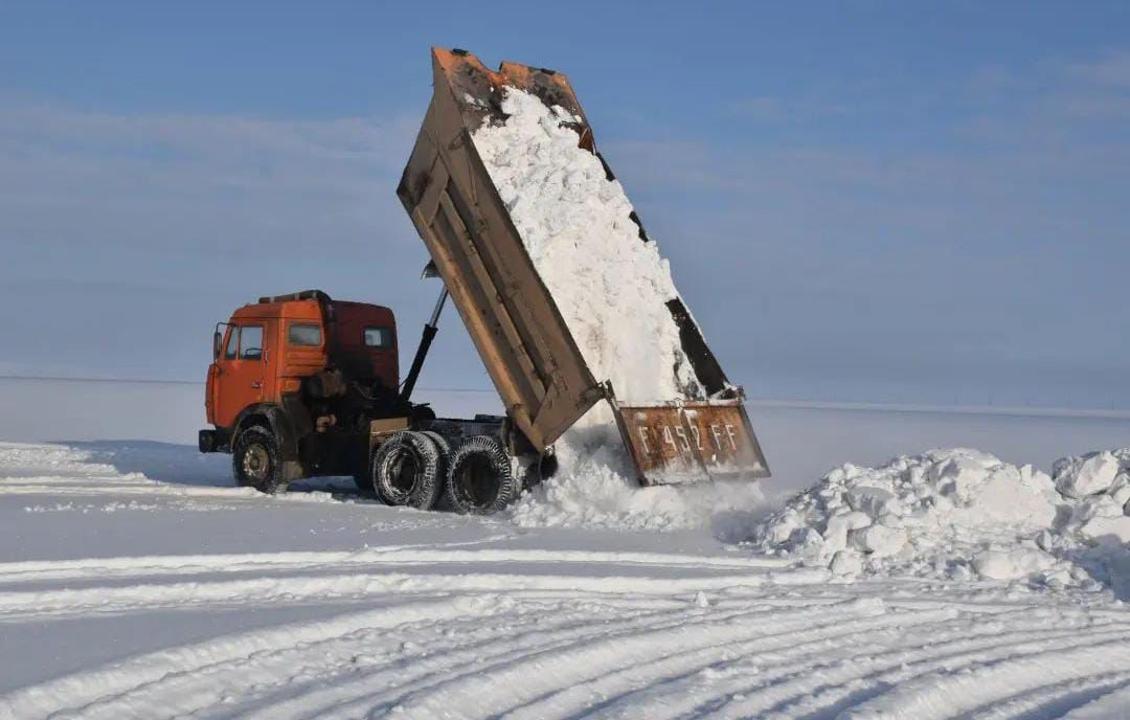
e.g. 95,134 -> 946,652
231,290 -> 395,324
217,290 -> 399,396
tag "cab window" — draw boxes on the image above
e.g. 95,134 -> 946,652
288,323 -> 322,347
240,325 -> 264,360
224,327 -> 240,360
364,327 -> 393,349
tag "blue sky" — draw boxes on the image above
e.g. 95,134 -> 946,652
1,1 -> 1128,408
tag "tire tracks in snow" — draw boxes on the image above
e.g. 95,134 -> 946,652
40,596 -> 667,720
489,605 -> 1119,719
2,541 -> 1127,718
0,548 -> 790,587
0,571 -> 793,622
0,547 -> 800,718
0,595 -> 501,720
963,672 -> 1130,720
268,598 -> 892,720
318,598 -> 902,720
28,591 -> 843,719
0,547 -> 808,622
830,637 -> 1130,720
699,615 -> 1130,719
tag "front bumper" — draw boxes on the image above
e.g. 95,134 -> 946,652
198,428 -> 229,454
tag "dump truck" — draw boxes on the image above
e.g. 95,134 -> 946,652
199,48 -> 769,514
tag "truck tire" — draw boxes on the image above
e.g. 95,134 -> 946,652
371,431 -> 442,510
422,430 -> 451,460
422,431 -> 453,510
446,435 -> 520,515
233,425 -> 286,494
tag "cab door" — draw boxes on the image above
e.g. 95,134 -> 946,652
213,323 -> 268,429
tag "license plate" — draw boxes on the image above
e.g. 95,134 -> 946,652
613,401 -> 770,486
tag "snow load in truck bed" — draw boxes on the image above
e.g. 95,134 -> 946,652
471,88 -> 703,407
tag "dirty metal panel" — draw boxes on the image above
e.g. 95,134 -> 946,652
368,417 -> 410,451
614,401 -> 770,486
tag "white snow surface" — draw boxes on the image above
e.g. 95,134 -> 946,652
471,87 -> 703,405
752,447 -> 1130,593
3,436 -> 1130,719
510,426 -> 769,538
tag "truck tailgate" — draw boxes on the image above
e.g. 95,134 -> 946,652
611,400 -> 770,486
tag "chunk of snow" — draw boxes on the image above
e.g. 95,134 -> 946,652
1079,516 -> 1130,545
1110,473 -> 1130,508
1056,451 -> 1121,498
845,487 -> 900,518
830,550 -> 863,576
821,511 -> 872,554
973,547 -> 1055,580
966,464 -> 1058,527
850,524 -> 907,557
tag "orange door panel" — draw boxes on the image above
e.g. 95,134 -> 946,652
214,323 -> 269,428
205,362 -> 219,424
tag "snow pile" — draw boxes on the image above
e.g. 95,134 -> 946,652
1045,450 -> 1130,596
509,424 -> 768,537
751,447 -> 1130,592
471,87 -> 703,404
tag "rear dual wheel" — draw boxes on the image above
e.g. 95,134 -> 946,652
370,431 -> 443,510
445,435 -> 521,515
369,432 -> 523,515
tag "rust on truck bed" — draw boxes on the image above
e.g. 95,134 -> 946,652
398,47 -> 769,485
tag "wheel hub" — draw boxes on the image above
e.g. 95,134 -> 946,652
242,444 -> 269,481
382,448 -> 420,500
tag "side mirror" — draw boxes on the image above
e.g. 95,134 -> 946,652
213,331 -> 222,360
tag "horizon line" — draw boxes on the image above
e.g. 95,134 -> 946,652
2,374 -> 1128,421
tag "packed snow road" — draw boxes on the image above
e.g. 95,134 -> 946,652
2,441 -> 1129,719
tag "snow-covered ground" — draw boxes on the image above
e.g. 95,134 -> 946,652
2,382 -> 1129,718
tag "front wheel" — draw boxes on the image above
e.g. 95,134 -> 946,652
446,435 -> 520,515
233,426 -> 286,494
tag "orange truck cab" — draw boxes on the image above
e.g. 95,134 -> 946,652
201,291 -> 412,486
206,293 -> 399,428
200,290 -> 532,514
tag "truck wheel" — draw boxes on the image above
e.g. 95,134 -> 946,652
446,435 -> 520,515
371,431 -> 441,510
421,430 -> 451,460
233,426 -> 286,494
422,431 -> 453,510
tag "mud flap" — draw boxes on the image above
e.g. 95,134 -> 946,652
609,397 -> 770,487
